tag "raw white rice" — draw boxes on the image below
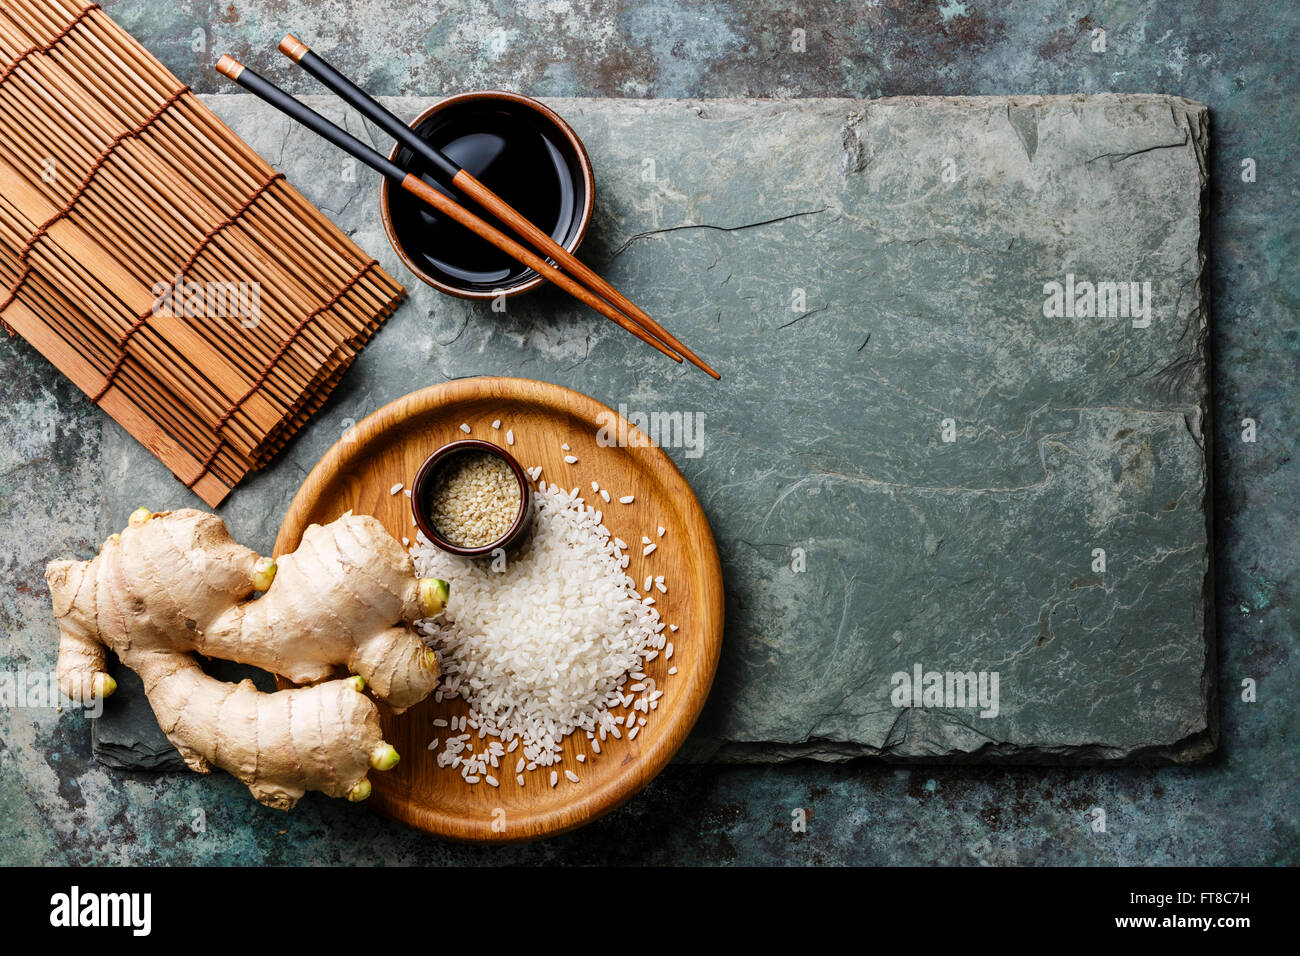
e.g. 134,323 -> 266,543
619,495 -> 634,504
389,482 -> 403,495
459,422 -> 471,433
415,479 -> 671,788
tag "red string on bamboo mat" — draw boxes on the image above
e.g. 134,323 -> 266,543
0,4 -> 101,88
88,171 -> 285,403
187,259 -> 380,489
0,84 -> 190,335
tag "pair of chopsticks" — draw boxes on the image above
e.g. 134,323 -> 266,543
216,37 -> 719,379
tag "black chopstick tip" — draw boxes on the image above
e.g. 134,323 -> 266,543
215,55 -> 244,82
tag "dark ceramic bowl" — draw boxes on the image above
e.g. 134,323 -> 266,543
380,91 -> 594,299
411,439 -> 533,557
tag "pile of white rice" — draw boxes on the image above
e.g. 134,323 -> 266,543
411,477 -> 671,787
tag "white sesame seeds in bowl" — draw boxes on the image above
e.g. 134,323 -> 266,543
411,439 -> 533,557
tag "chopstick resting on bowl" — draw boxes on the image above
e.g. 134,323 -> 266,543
277,35 -> 719,380
215,55 -> 719,378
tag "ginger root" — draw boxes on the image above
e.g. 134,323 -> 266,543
45,508 -> 447,810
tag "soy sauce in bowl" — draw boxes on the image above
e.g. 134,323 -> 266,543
381,92 -> 593,298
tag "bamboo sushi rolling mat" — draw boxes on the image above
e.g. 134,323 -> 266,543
0,0 -> 405,506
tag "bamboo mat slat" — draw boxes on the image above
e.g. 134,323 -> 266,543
0,0 -> 404,506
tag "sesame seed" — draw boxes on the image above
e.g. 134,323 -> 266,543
425,451 -> 521,549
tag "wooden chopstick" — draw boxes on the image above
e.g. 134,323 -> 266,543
215,56 -> 688,368
279,34 -> 720,381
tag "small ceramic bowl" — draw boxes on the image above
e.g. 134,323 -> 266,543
411,439 -> 533,557
380,91 -> 594,299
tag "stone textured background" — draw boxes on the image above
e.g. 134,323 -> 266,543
1,0 -> 1295,864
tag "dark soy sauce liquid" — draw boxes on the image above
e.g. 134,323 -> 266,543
391,104 -> 581,292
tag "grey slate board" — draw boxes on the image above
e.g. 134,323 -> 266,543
92,93 -> 1212,768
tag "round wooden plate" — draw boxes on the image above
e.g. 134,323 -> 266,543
274,377 -> 724,841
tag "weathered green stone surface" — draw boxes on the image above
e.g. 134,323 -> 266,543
3,0 -> 1295,869
92,93 -> 1211,766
